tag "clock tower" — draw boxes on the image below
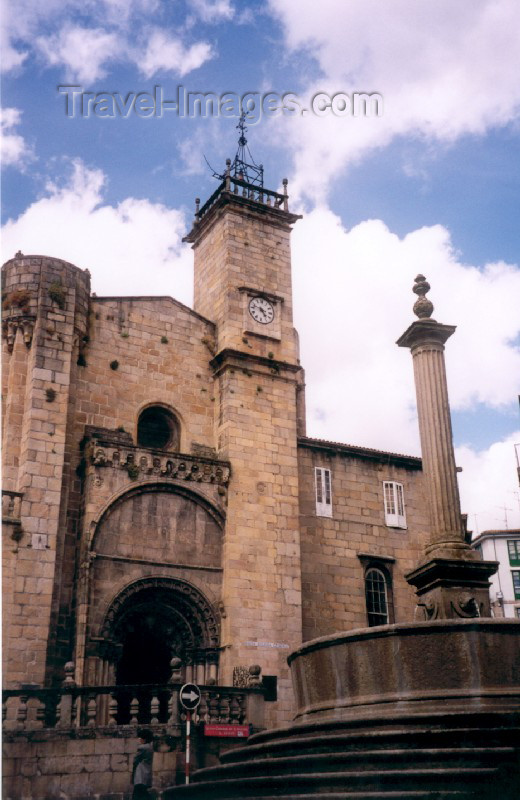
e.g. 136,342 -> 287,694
184,127 -> 303,725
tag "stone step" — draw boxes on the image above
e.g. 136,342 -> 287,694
242,712 -> 519,753
167,767 -> 498,798
220,725 -> 520,764
201,794 -> 469,800
197,746 -> 514,782
169,793 -> 470,800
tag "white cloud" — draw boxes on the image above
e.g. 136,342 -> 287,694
0,24 -> 28,72
0,159 -> 193,303
138,30 -> 214,79
36,26 -> 122,83
457,433 -> 520,533
0,107 -> 33,169
2,0 -> 216,80
267,0 -> 520,200
189,0 -> 234,23
290,207 -> 520,457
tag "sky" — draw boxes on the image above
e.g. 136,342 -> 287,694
2,0 -> 520,534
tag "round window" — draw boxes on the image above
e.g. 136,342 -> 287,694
137,407 -> 179,450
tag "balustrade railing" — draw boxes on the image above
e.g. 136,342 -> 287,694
3,682 -> 264,732
196,171 -> 289,223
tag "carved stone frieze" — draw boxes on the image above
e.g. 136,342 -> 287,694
86,442 -> 231,487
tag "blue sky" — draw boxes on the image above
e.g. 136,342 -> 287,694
2,0 -> 520,533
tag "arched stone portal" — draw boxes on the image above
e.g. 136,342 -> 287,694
100,578 -> 220,687
77,483 -> 224,691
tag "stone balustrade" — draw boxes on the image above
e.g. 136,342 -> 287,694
3,681 -> 264,732
196,174 -> 288,223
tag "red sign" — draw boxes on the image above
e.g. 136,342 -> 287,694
204,723 -> 250,738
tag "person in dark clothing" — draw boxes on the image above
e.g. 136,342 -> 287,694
132,728 -> 154,799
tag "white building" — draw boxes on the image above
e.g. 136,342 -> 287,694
472,529 -> 520,618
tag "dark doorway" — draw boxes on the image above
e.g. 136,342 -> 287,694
116,621 -> 171,686
114,598 -> 192,687
114,606 -> 180,724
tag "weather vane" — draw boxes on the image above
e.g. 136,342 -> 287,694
204,112 -> 264,188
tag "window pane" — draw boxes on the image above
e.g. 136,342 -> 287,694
508,540 -> 520,565
512,571 -> 520,600
365,568 -> 388,626
384,483 -> 395,515
324,470 -> 331,504
315,469 -> 323,504
315,468 -> 332,516
396,483 -> 404,517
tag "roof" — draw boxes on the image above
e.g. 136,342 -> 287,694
298,436 -> 422,470
472,529 -> 520,546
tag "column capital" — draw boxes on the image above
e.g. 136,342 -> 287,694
396,318 -> 456,351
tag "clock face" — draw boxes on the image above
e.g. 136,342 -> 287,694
248,296 -> 274,324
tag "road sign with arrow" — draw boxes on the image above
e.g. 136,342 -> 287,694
179,683 -> 201,711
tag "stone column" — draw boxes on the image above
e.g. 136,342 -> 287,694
397,275 -> 497,619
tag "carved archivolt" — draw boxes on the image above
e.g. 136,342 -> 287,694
100,576 -> 220,649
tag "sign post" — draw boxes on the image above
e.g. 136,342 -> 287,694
179,683 -> 201,785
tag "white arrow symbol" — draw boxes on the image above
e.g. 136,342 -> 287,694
181,690 -> 199,702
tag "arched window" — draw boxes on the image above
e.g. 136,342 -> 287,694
137,406 -> 180,451
365,567 -> 389,627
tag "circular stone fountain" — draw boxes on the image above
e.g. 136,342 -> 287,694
166,619 -> 520,799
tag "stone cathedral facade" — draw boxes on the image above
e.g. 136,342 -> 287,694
2,156 -> 436,783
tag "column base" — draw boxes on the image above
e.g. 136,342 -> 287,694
405,556 -> 498,619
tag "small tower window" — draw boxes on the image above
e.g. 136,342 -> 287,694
365,567 -> 389,627
137,406 -> 180,451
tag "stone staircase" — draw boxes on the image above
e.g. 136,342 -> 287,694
166,714 -> 520,799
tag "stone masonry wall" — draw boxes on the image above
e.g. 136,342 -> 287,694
215,361 -> 302,728
190,201 -> 303,728
2,255 -> 90,688
3,725 -> 255,800
3,729 -> 208,800
193,206 -> 299,365
298,442 -> 431,642
47,294 -> 219,684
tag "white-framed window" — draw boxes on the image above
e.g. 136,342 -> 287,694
315,467 -> 332,517
365,567 -> 390,626
383,481 -> 406,528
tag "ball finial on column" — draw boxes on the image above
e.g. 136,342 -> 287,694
412,274 -> 434,319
